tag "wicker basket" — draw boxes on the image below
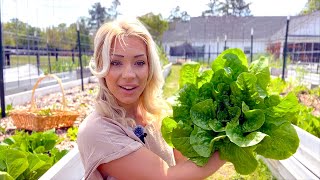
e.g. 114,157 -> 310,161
10,74 -> 79,131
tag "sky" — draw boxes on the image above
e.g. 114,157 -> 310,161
1,0 -> 308,29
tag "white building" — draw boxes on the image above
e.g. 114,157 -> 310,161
162,11 -> 320,63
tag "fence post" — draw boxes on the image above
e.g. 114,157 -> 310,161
72,49 -> 75,63
0,3 -> 6,118
77,22 -> 84,91
282,16 -> 290,81
35,31 -> 40,75
47,39 -> 51,74
55,48 -> 58,61
5,51 -> 10,66
224,34 -> 227,50
250,28 -> 254,62
208,44 -> 210,65
217,37 -> 219,58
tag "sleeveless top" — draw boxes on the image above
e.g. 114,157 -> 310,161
77,111 -> 176,180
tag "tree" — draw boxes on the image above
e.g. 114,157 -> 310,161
88,2 -> 107,31
216,0 -> 251,16
301,0 -> 320,14
202,0 -> 221,16
138,13 -> 169,43
88,1 -> 121,32
106,0 -> 121,21
230,0 -> 251,16
168,6 -> 191,22
3,18 -> 41,48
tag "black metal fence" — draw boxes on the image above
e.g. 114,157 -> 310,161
0,29 -> 94,118
166,13 -> 320,88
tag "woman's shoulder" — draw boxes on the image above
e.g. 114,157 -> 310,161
78,112 -> 124,140
77,111 -> 141,144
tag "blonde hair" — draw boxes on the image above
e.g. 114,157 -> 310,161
89,18 -> 169,127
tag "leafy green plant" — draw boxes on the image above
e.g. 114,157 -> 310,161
0,104 -> 14,116
267,77 -> 287,94
294,104 -> 320,138
157,44 -> 169,67
161,49 -> 300,175
37,108 -> 53,116
67,127 -> 79,141
0,129 -> 68,179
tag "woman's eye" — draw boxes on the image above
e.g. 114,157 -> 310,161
110,61 -> 121,66
135,61 -> 145,66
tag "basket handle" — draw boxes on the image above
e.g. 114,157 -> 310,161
30,74 -> 67,111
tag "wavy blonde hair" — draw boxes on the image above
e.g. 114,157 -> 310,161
89,18 -> 169,127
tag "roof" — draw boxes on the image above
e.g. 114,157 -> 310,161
162,15 -> 288,43
270,11 -> 320,41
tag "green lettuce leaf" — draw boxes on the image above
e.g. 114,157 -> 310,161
218,140 -> 258,175
256,122 -> 299,159
197,69 -> 214,88
211,48 -> 248,78
179,62 -> 200,88
190,99 -> 217,130
242,109 -> 265,132
226,121 -> 267,147
249,56 -> 270,98
161,117 -> 178,147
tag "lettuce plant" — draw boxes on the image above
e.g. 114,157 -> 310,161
161,48 -> 300,175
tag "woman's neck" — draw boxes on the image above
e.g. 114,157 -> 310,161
121,103 -> 146,126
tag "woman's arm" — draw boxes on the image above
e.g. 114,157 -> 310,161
97,147 -> 225,180
173,149 -> 188,164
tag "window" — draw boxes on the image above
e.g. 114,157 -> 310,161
306,43 -> 312,51
314,43 -> 320,51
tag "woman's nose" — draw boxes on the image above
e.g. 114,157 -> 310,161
122,64 -> 136,79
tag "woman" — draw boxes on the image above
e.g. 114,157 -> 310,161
77,18 -> 225,180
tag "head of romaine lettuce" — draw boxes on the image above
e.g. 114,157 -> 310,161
161,48 -> 300,175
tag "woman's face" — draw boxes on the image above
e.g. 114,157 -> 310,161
105,36 -> 149,107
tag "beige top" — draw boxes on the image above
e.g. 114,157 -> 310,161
77,111 -> 176,180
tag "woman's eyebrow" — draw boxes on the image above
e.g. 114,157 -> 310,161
134,54 -> 145,58
111,53 -> 124,57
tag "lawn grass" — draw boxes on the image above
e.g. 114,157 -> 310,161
5,55 -> 91,74
162,64 -> 181,99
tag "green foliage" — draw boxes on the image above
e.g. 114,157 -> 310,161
163,65 -> 182,99
138,13 -> 169,43
67,127 -> 79,141
157,45 -> 169,67
161,48 -> 300,175
229,158 -> 275,180
267,79 -> 320,138
267,77 -> 287,94
88,1 -> 120,31
3,18 -> 92,51
0,104 -> 14,116
37,108 -> 53,116
294,105 -> 320,138
301,0 -> 320,14
0,130 -> 68,179
168,6 -> 191,22
202,0 -> 251,17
